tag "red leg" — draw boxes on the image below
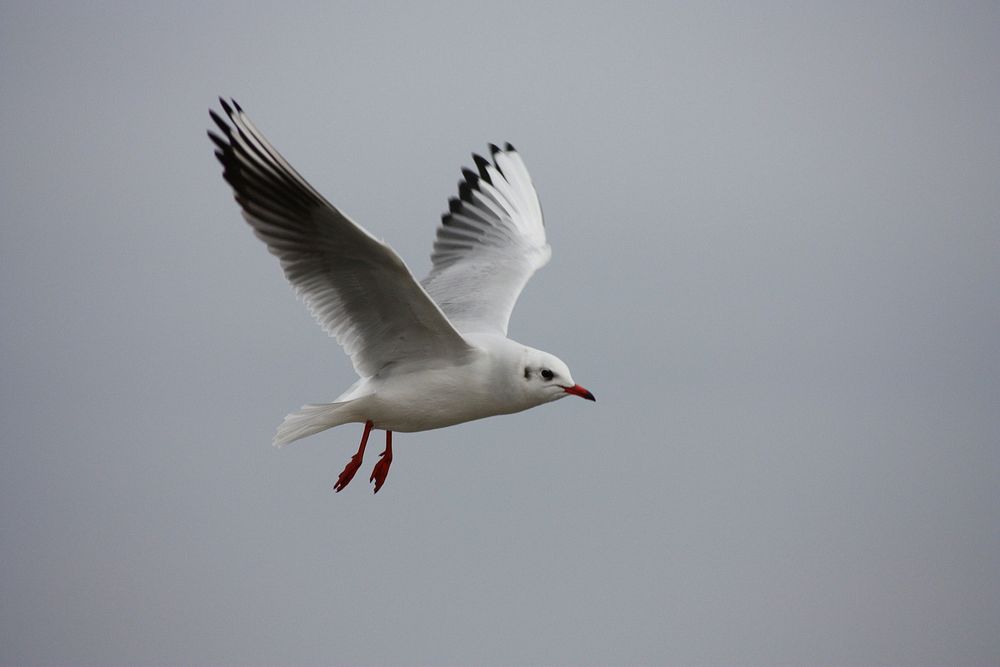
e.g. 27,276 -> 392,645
369,430 -> 393,494
334,420 -> 373,492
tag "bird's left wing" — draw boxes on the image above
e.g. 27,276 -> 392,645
421,144 -> 551,336
208,99 -> 473,378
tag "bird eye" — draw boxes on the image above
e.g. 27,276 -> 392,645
540,369 -> 554,380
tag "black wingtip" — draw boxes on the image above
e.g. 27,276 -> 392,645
208,109 -> 231,135
218,97 -> 234,116
207,130 -> 229,151
457,181 -> 473,201
448,197 -> 462,213
232,98 -> 243,112
461,168 -> 480,186
504,141 -> 516,152
488,143 -> 501,156
472,153 -> 492,182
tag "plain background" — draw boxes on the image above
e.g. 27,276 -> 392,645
2,2 -> 998,665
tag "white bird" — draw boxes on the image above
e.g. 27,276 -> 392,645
208,99 -> 595,493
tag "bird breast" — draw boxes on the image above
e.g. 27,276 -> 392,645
362,356 -> 527,433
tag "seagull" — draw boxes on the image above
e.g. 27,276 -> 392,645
208,99 -> 595,493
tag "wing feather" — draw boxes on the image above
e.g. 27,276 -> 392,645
421,145 -> 551,335
209,99 -> 472,378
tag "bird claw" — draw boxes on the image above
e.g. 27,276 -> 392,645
334,453 -> 363,492
369,448 -> 393,494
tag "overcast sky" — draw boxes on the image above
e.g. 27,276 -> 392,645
2,2 -> 998,665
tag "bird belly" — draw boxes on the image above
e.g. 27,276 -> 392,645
361,368 -> 525,433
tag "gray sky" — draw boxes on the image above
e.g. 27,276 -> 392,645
2,2 -> 998,665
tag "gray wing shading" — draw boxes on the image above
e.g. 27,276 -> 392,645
421,144 -> 551,335
208,98 -> 473,378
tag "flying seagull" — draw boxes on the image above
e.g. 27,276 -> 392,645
208,99 -> 595,493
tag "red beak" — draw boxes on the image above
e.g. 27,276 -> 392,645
562,384 -> 596,401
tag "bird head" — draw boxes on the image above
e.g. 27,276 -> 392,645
520,348 -> 596,405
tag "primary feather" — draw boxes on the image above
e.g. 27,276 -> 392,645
421,143 -> 551,336
208,99 -> 473,378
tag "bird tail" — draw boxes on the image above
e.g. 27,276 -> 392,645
273,401 -> 359,447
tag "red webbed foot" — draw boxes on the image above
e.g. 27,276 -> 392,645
333,420 -> 373,492
369,431 -> 393,494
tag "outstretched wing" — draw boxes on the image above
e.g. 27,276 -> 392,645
208,99 -> 473,378
421,144 -> 551,336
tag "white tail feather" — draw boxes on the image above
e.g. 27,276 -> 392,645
273,402 -> 356,447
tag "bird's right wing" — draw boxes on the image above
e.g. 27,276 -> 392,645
208,99 -> 473,378
421,144 -> 551,336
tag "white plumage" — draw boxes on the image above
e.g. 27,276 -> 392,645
209,99 -> 593,492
